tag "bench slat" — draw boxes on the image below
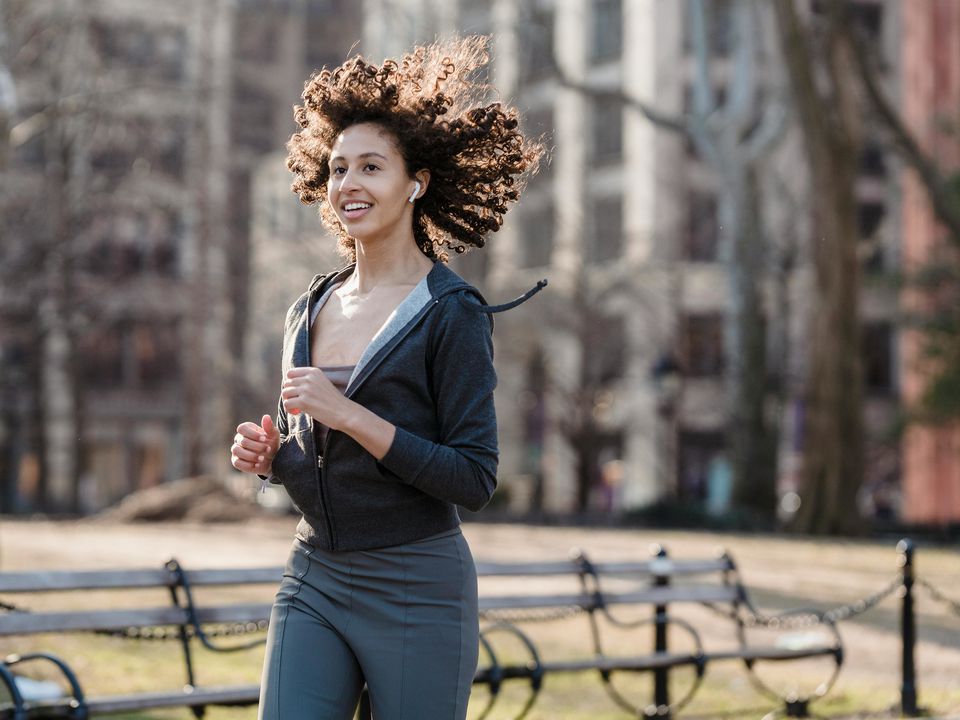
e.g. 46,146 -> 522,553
474,558 -> 732,577
3,684 -> 262,716
710,645 -> 840,662
0,559 -> 733,593
0,568 -> 282,593
0,604 -> 272,636
84,684 -> 262,712
479,584 -> 739,611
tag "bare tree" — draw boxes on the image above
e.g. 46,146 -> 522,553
1,0 -> 231,512
550,0 -> 787,521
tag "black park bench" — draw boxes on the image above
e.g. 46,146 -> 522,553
0,545 -> 843,719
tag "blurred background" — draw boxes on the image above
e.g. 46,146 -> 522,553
1,0 -> 958,537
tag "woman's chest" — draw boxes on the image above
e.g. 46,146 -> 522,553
310,288 -> 413,366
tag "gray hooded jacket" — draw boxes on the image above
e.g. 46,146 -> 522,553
258,259 -> 546,551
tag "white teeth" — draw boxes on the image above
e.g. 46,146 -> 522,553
344,202 -> 372,211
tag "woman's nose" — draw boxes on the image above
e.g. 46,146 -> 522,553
337,167 -> 361,192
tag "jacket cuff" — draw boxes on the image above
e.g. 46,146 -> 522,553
379,426 -> 436,487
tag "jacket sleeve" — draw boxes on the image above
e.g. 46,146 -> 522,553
377,292 -> 499,511
257,299 -> 301,485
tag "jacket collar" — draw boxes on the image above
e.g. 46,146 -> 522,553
297,259 -> 548,396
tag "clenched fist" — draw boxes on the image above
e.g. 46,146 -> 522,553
231,414 -> 281,475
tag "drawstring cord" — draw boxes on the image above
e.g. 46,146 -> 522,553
457,279 -> 548,314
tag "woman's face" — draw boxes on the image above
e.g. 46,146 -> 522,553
327,122 -> 423,243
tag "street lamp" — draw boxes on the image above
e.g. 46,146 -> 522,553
651,353 -> 682,500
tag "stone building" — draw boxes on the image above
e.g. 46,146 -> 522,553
0,0 -> 362,513
354,0 -> 903,519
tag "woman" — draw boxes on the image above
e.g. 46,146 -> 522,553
230,36 -> 546,719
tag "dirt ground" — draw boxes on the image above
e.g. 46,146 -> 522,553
2,516 -> 959,718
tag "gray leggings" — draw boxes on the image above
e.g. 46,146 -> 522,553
258,527 -> 479,720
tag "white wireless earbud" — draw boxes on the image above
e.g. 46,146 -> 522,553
408,181 -> 421,204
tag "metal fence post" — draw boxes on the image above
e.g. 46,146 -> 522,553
652,544 -> 671,716
898,539 -> 919,716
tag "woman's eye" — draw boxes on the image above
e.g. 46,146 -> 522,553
364,163 -> 379,172
332,167 -> 345,175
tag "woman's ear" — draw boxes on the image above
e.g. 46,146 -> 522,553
415,169 -> 430,196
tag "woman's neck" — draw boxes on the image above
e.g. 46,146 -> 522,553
347,235 -> 434,295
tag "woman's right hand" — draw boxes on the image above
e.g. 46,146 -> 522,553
231,414 -> 281,475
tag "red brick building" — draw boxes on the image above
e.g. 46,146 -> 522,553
900,0 -> 960,523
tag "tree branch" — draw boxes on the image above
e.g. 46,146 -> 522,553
554,70 -> 688,135
844,19 -> 960,240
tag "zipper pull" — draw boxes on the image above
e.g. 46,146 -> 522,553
318,455 -> 324,468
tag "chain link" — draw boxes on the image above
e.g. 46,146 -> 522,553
917,577 -> 960,617
821,574 -> 904,623
95,620 -> 269,642
480,605 -> 586,624
699,573 -> 904,630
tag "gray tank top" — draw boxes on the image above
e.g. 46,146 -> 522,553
310,281 -> 356,450
314,365 -> 354,450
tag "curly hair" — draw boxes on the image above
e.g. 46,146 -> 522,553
286,35 -> 544,263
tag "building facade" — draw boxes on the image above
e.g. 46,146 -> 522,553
899,0 -> 960,524
0,0 -> 363,514
357,0 -> 903,519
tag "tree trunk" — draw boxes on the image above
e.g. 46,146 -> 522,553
727,164 -> 778,519
774,0 -> 864,534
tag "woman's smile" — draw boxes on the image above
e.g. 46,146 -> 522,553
342,201 -> 373,221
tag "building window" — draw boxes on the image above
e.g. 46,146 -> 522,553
154,119 -> 187,180
685,191 -> 719,262
587,197 -> 623,263
858,200 -> 886,273
591,97 -> 623,163
90,118 -> 187,187
591,0 -> 622,62
134,321 -> 181,388
812,0 -> 883,45
79,324 -> 125,388
89,20 -> 186,82
677,431 -> 726,502
231,79 -> 275,154
679,314 -> 724,377
518,5 -> 555,84
682,0 -> 733,58
859,138 -> 887,178
862,322 -> 893,395
305,0 -> 362,70
521,203 -> 554,269
234,12 -> 280,63
585,313 -> 626,386
858,201 -> 885,238
83,208 -> 182,279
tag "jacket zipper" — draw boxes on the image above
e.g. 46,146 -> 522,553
305,281 -> 337,550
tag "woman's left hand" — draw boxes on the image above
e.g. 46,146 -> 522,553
281,367 -> 352,430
